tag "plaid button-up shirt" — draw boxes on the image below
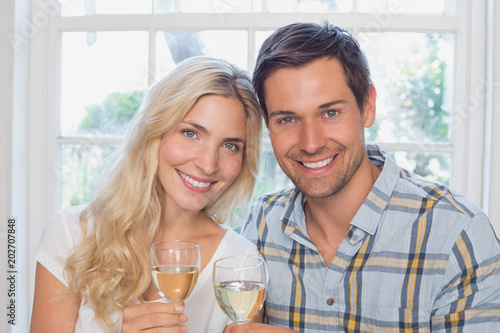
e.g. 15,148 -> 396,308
242,145 -> 500,332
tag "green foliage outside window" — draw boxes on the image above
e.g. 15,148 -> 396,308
393,34 -> 450,183
78,90 -> 144,135
61,33 -> 451,208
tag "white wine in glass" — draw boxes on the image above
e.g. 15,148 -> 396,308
213,255 -> 268,324
151,240 -> 200,304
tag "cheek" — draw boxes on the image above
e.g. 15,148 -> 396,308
269,131 -> 290,157
223,157 -> 243,181
345,125 -> 366,146
328,121 -> 363,146
159,140 -> 188,166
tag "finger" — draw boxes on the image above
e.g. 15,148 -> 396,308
124,302 -> 184,319
224,323 -> 243,333
224,323 -> 235,333
146,324 -> 188,333
122,309 -> 187,332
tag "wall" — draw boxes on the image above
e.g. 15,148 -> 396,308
1,0 -> 30,331
488,0 -> 500,234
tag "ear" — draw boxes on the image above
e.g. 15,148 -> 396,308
363,84 -> 377,128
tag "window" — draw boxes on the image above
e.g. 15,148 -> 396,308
16,0 -> 496,329
53,0 -> 463,212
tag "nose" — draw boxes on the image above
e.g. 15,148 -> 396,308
194,146 -> 219,175
298,120 -> 327,154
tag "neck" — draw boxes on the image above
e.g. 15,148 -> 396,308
155,207 -> 211,241
305,157 -> 381,236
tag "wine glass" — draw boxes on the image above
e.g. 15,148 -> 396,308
213,255 -> 268,324
151,240 -> 200,305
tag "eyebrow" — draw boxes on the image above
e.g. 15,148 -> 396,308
183,121 -> 212,136
183,121 -> 245,144
268,100 -> 348,118
318,99 -> 348,109
226,137 -> 246,145
268,110 -> 295,119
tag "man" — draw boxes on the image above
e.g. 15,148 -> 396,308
233,22 -> 500,332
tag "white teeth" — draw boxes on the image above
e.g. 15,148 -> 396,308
179,171 -> 212,188
302,157 -> 334,169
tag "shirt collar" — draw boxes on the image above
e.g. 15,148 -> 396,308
349,144 -> 400,235
279,144 -> 400,238
279,190 -> 309,240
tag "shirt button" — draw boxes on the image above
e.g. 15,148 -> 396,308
326,298 -> 334,306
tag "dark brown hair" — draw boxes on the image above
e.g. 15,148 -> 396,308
253,21 -> 372,122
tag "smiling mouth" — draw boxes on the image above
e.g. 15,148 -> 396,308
178,171 -> 213,188
301,156 -> 335,169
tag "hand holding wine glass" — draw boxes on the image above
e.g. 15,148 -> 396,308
151,240 -> 201,305
121,302 -> 188,332
213,255 -> 268,325
123,240 -> 199,333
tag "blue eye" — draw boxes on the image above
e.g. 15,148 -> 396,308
281,117 -> 293,124
223,143 -> 239,151
183,130 -> 197,138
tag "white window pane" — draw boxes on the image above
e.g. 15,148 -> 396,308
199,31 -> 248,70
255,30 -> 273,60
61,0 -> 152,15
61,0 -> 85,16
153,0 -> 175,13
180,0 -> 259,13
156,30 -> 248,80
95,0 -> 151,14
60,145 -> 117,208
390,151 -> 451,185
268,0 -> 352,13
360,32 -> 454,144
61,31 -> 149,136
254,146 -> 293,199
358,0 -> 456,15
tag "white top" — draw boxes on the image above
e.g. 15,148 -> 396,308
34,205 -> 259,332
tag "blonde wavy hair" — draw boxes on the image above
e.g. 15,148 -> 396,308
64,56 -> 262,331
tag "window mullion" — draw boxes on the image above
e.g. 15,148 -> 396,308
54,13 -> 458,32
149,28 -> 156,87
56,136 -> 124,146
248,26 -> 256,71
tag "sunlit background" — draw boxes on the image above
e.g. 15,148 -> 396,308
4,2 -> 500,331
57,0 -> 456,209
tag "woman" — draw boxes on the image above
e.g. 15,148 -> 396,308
30,56 -> 263,332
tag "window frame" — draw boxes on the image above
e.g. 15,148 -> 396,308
7,0 -> 495,329
47,6 -> 485,203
